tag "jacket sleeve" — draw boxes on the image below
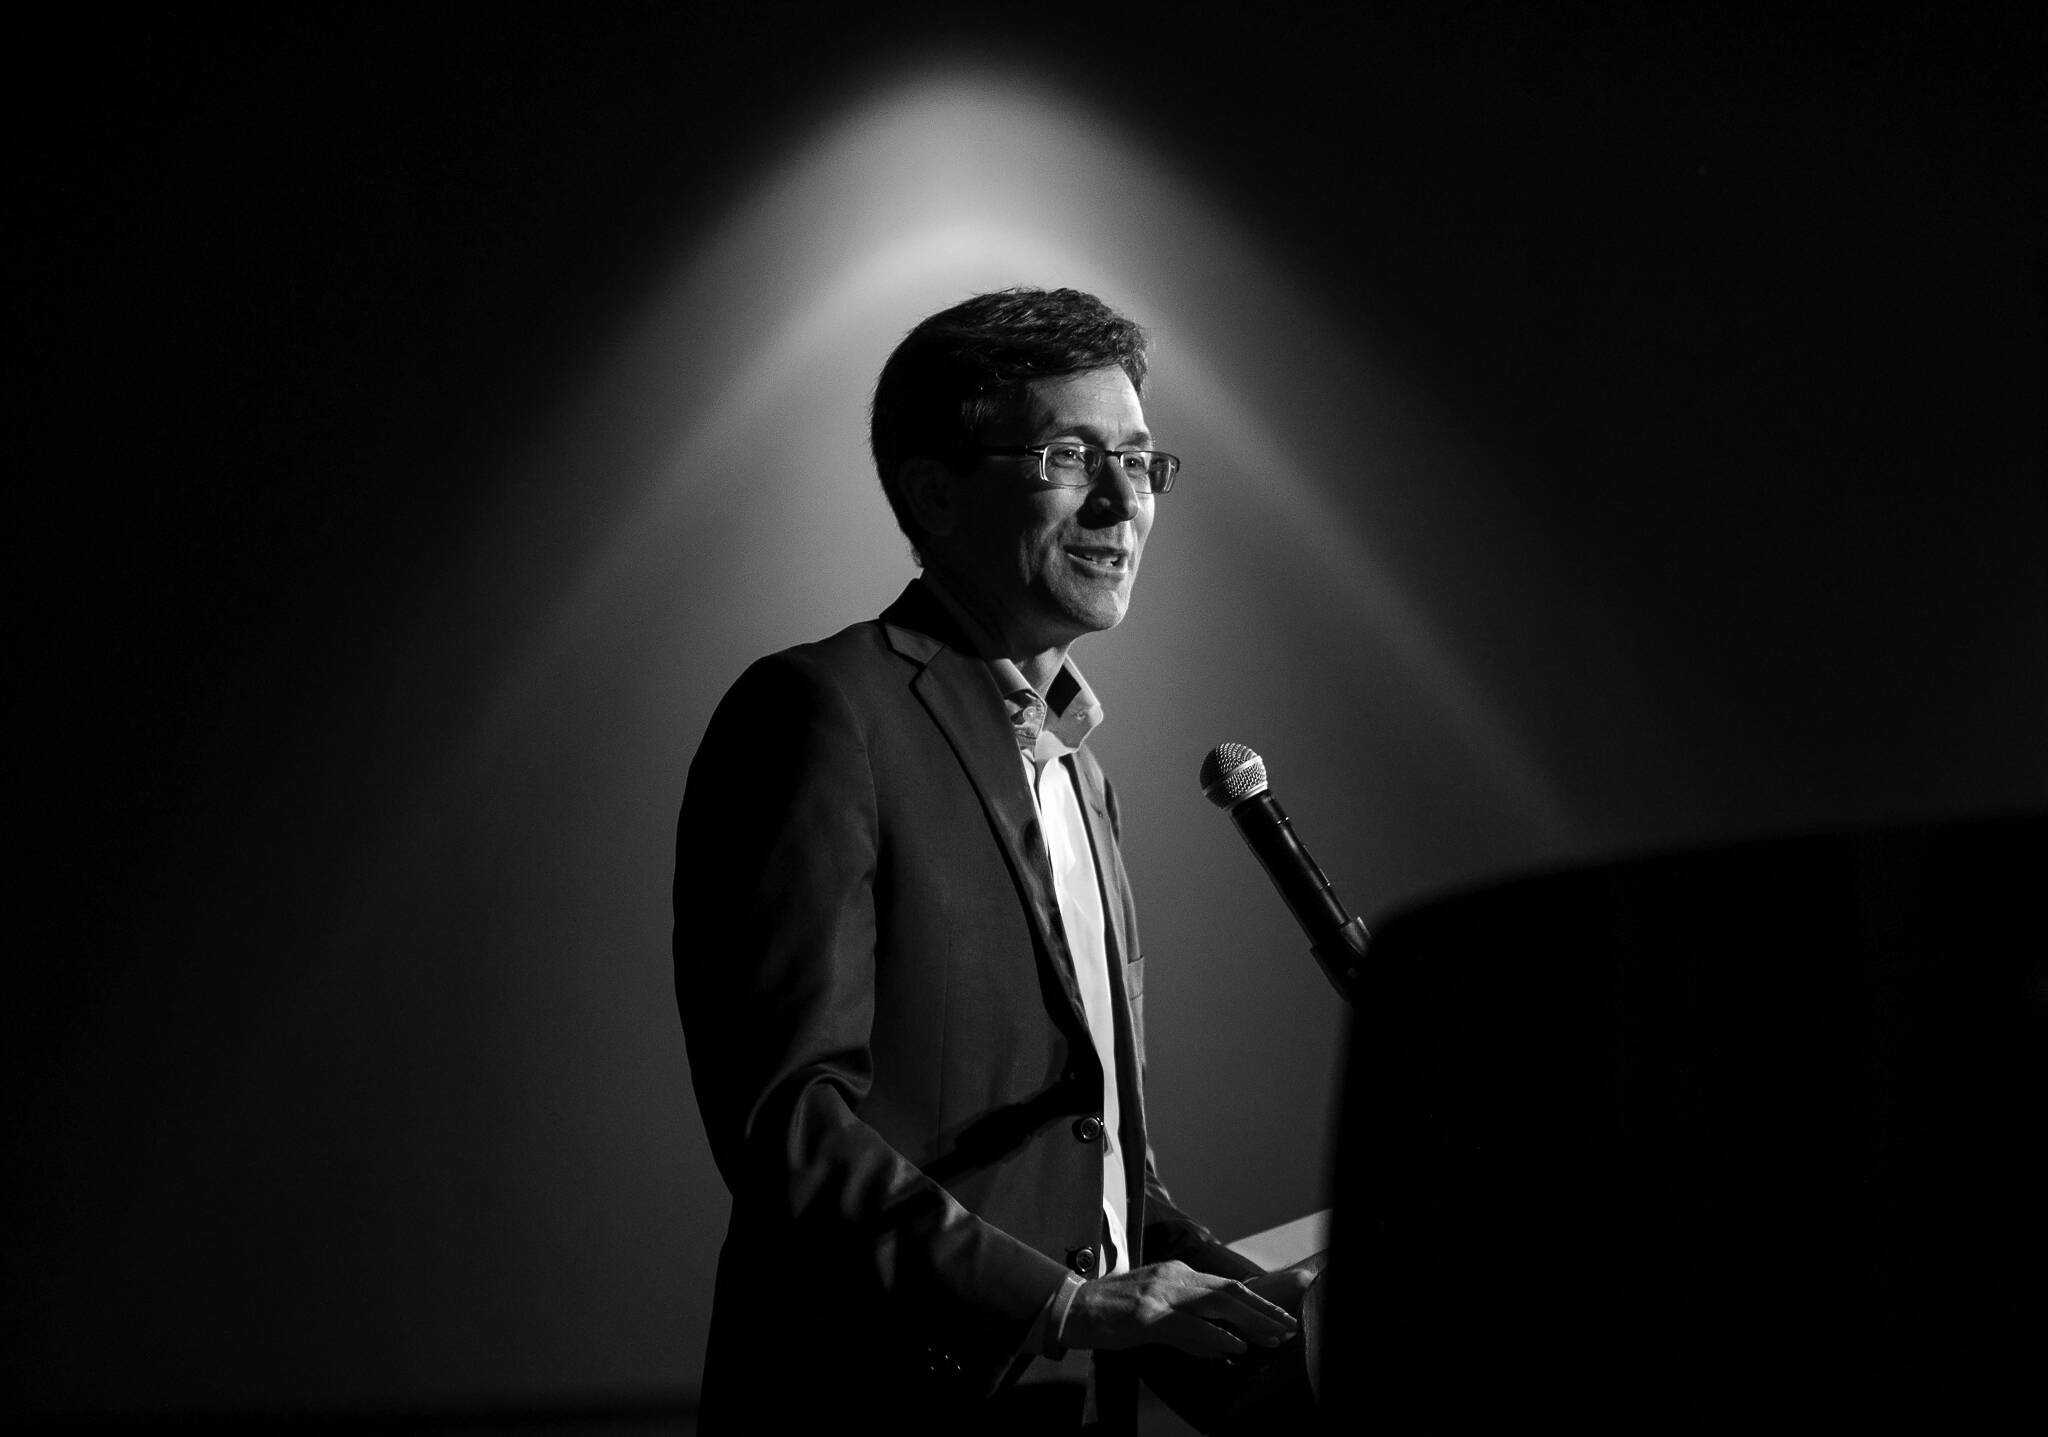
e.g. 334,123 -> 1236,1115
1140,1161 -> 1264,1282
674,650 -> 1070,1384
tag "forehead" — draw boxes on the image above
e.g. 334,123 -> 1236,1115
1010,366 -> 1149,441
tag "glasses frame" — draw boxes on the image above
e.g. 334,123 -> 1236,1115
980,443 -> 1180,494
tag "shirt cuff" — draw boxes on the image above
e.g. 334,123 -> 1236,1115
1031,1272 -> 1089,1359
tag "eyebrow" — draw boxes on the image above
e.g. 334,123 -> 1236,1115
1032,418 -> 1156,448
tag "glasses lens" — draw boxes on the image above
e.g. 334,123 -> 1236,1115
1041,444 -> 1096,484
1031,445 -> 1178,491
1102,449 -> 1177,493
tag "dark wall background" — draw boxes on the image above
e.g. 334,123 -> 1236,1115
16,2 -> 2044,1421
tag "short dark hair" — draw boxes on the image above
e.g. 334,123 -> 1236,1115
869,287 -> 1150,557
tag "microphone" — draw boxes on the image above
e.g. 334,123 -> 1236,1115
1201,742 -> 1367,1002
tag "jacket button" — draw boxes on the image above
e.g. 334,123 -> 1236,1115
1072,1116 -> 1104,1143
1068,1245 -> 1098,1276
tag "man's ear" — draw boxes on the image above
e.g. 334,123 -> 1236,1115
898,458 -> 961,540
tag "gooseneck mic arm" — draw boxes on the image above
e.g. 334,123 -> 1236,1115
1200,742 -> 1367,1003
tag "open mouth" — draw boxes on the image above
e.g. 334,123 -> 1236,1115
1066,547 -> 1129,571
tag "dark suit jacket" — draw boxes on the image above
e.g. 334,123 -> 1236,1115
675,582 -> 1257,1431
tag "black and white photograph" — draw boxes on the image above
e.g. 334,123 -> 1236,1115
15,3 -> 2045,1430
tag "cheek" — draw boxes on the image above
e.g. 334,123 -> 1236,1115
1022,509 -> 1074,559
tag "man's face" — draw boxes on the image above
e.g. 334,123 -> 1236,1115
941,366 -> 1157,658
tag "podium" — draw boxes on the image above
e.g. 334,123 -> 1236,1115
1320,810 -> 2046,1427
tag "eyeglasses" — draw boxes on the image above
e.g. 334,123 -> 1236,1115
980,443 -> 1181,494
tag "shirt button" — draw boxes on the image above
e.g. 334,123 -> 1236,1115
1072,1116 -> 1104,1143
1068,1245 -> 1099,1277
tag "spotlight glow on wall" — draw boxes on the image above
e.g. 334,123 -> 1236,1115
449,62 -> 1570,850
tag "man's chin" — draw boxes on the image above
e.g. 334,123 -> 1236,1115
1066,596 -> 1130,636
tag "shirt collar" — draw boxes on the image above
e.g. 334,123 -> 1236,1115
917,572 -> 1104,762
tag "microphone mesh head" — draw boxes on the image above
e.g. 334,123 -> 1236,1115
1200,742 -> 1268,807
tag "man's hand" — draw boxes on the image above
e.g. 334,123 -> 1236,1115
1243,1250 -> 1326,1320
1062,1260 -> 1300,1359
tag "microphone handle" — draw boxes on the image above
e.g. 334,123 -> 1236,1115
1231,791 -> 1349,937
1230,791 -> 1367,1002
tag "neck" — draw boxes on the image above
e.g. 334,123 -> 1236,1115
1012,647 -> 1068,698
920,566 -> 1071,695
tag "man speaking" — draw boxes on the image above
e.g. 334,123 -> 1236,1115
674,288 -> 1311,1431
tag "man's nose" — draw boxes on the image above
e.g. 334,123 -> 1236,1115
1086,460 -> 1143,521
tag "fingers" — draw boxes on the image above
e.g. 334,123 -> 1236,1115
1062,1262 -> 1302,1357
1204,1278 -> 1299,1343
1154,1280 -> 1298,1359
1243,1263 -> 1320,1316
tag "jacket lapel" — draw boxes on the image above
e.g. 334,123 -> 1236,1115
1069,749 -> 1137,976
880,586 -> 1093,1043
